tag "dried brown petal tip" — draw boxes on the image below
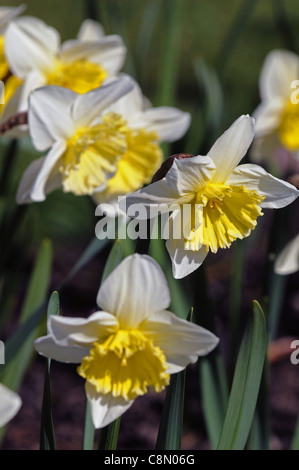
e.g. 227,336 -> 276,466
152,153 -> 194,183
288,174 -> 299,189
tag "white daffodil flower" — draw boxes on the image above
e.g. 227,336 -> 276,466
0,383 -> 22,427
252,49 -> 299,164
93,78 -> 191,205
3,15 -> 126,117
0,5 -> 25,117
34,254 -> 219,429
126,115 -> 299,279
16,75 -> 190,204
274,233 -> 299,275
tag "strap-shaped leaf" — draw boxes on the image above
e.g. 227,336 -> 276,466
216,300 -> 267,450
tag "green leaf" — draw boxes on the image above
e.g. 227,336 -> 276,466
216,300 -> 267,450
40,291 -> 60,451
155,370 -> 186,450
0,239 -> 53,389
199,351 -> 229,449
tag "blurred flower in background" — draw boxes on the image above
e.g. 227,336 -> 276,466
0,4 -> 25,119
252,50 -> 299,173
16,75 -> 190,204
1,14 -> 126,135
275,233 -> 299,275
0,383 -> 22,428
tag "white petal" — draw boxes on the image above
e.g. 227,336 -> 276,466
128,106 -> 191,142
29,85 -> 77,150
109,78 -> 144,119
48,311 -> 118,347
14,69 -> 46,114
19,140 -> 66,202
208,115 -> 255,184
275,234 -> 299,275
166,209 -> 208,279
125,155 -> 215,215
227,163 -> 299,208
253,99 -> 285,137
85,383 -> 133,429
5,16 -> 59,78
0,5 -> 26,32
72,75 -> 134,128
77,19 -> 105,41
34,335 -> 89,363
60,35 -> 126,76
16,156 -> 62,204
97,254 -> 171,327
141,310 -> 219,372
259,49 -> 299,101
0,383 -> 22,427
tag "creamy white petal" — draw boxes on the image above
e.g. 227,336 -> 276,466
166,220 -> 208,279
48,311 -> 118,347
208,115 -> 255,184
141,310 -> 219,371
16,156 -> 62,204
72,75 -> 134,128
259,49 -> 299,101
77,19 -> 105,41
14,69 -> 45,115
128,106 -> 191,142
253,98 -> 285,137
59,35 -> 126,76
29,85 -> 77,150
0,5 -> 26,33
34,335 -> 89,363
125,155 -> 215,216
86,383 -> 134,429
0,384 -> 22,427
97,254 -> 171,327
227,163 -> 299,208
275,234 -> 299,275
20,140 -> 66,202
109,79 -> 145,119
5,16 -> 59,78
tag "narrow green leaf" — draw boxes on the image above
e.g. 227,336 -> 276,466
82,399 -> 95,451
291,414 -> 299,450
98,418 -> 121,451
156,370 -> 186,450
199,351 -> 229,449
40,291 -> 60,451
216,301 -> 267,450
0,239 -> 53,390
101,239 -> 125,282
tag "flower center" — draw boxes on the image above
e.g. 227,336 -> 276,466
100,128 -> 162,201
77,329 -> 170,401
279,100 -> 299,151
184,183 -> 265,253
60,112 -> 128,195
46,58 -> 108,94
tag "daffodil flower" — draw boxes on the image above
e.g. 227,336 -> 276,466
275,233 -> 299,275
34,254 -> 218,429
0,5 -> 25,119
4,15 -> 126,116
252,49 -> 299,164
0,383 -> 22,427
126,115 -> 299,279
16,75 -> 190,203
